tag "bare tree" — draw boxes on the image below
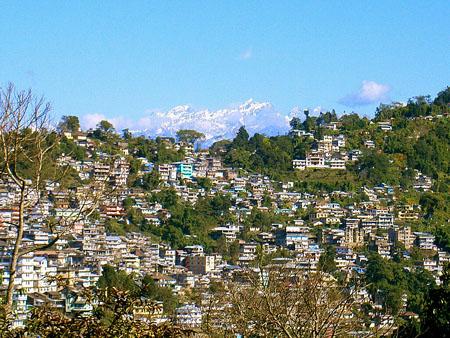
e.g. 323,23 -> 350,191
203,265 -> 367,337
0,84 -> 106,321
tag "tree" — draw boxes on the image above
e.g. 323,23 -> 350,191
135,171 -> 160,191
175,129 -> 205,144
97,265 -> 140,296
0,84 -> 106,321
318,245 -> 337,273
225,148 -> 252,169
122,128 -> 132,140
203,264 -> 364,337
357,150 -> 400,185
195,177 -> 212,191
92,120 -> 115,141
58,115 -> 80,133
420,263 -> 450,337
290,117 -> 302,130
98,120 -> 114,133
232,126 -> 250,148
340,113 -> 369,131
302,110 -> 316,133
0,84 -> 56,315
317,110 -> 337,125
142,275 -> 178,313
434,86 -> 450,106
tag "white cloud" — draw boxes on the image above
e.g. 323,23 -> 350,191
290,106 -> 301,115
80,113 -> 107,130
239,47 -> 253,60
313,106 -> 323,115
339,80 -> 391,107
80,113 -> 136,131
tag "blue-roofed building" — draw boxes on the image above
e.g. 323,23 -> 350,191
143,162 -> 154,173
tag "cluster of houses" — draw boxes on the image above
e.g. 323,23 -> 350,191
0,125 -> 447,332
292,134 -> 361,170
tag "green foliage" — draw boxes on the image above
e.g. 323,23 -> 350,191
92,120 -> 116,142
214,235 -> 239,264
97,265 -> 140,296
105,219 -> 129,236
292,136 -> 314,158
58,115 -> 80,133
434,86 -> 450,106
128,157 -> 142,175
134,171 -> 160,191
340,113 -> 369,132
295,169 -> 359,193
225,132 -> 294,178
122,128 -> 132,140
59,137 -> 87,161
232,126 -> 250,149
410,119 -> 449,177
122,197 -> 136,209
176,129 -> 205,144
317,110 -> 338,125
209,139 -> 232,156
436,226 -> 450,252
148,189 -> 234,250
365,253 -> 435,316
214,88 -> 449,189
98,120 -> 114,133
154,140 -> 184,164
420,263 -> 450,337
96,267 -> 178,315
318,245 -> 337,273
141,275 -> 178,313
152,189 -> 178,209
356,150 -> 401,185
289,117 -> 302,130
225,148 -> 252,169
243,208 -> 281,233
195,177 -> 213,191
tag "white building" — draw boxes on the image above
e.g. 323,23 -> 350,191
175,304 -> 202,327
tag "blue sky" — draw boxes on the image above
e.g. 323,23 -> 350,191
0,1 -> 449,128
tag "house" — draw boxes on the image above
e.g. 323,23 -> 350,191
175,162 -> 194,179
277,226 -> 310,248
185,255 -> 215,275
414,232 -> 437,251
292,159 -> 306,170
327,158 -> 346,170
212,225 -> 240,242
364,140 -> 375,148
175,304 -> 202,327
157,164 -> 177,182
378,121 -> 392,132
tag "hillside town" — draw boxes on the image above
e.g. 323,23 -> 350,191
0,102 -> 448,336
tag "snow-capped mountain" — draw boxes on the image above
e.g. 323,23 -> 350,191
130,99 -> 291,145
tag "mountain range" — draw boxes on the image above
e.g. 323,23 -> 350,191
128,99 -> 292,145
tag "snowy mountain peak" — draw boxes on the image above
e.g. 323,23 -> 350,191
166,105 -> 192,117
82,99 -> 292,146
130,99 -> 291,145
239,99 -> 272,114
